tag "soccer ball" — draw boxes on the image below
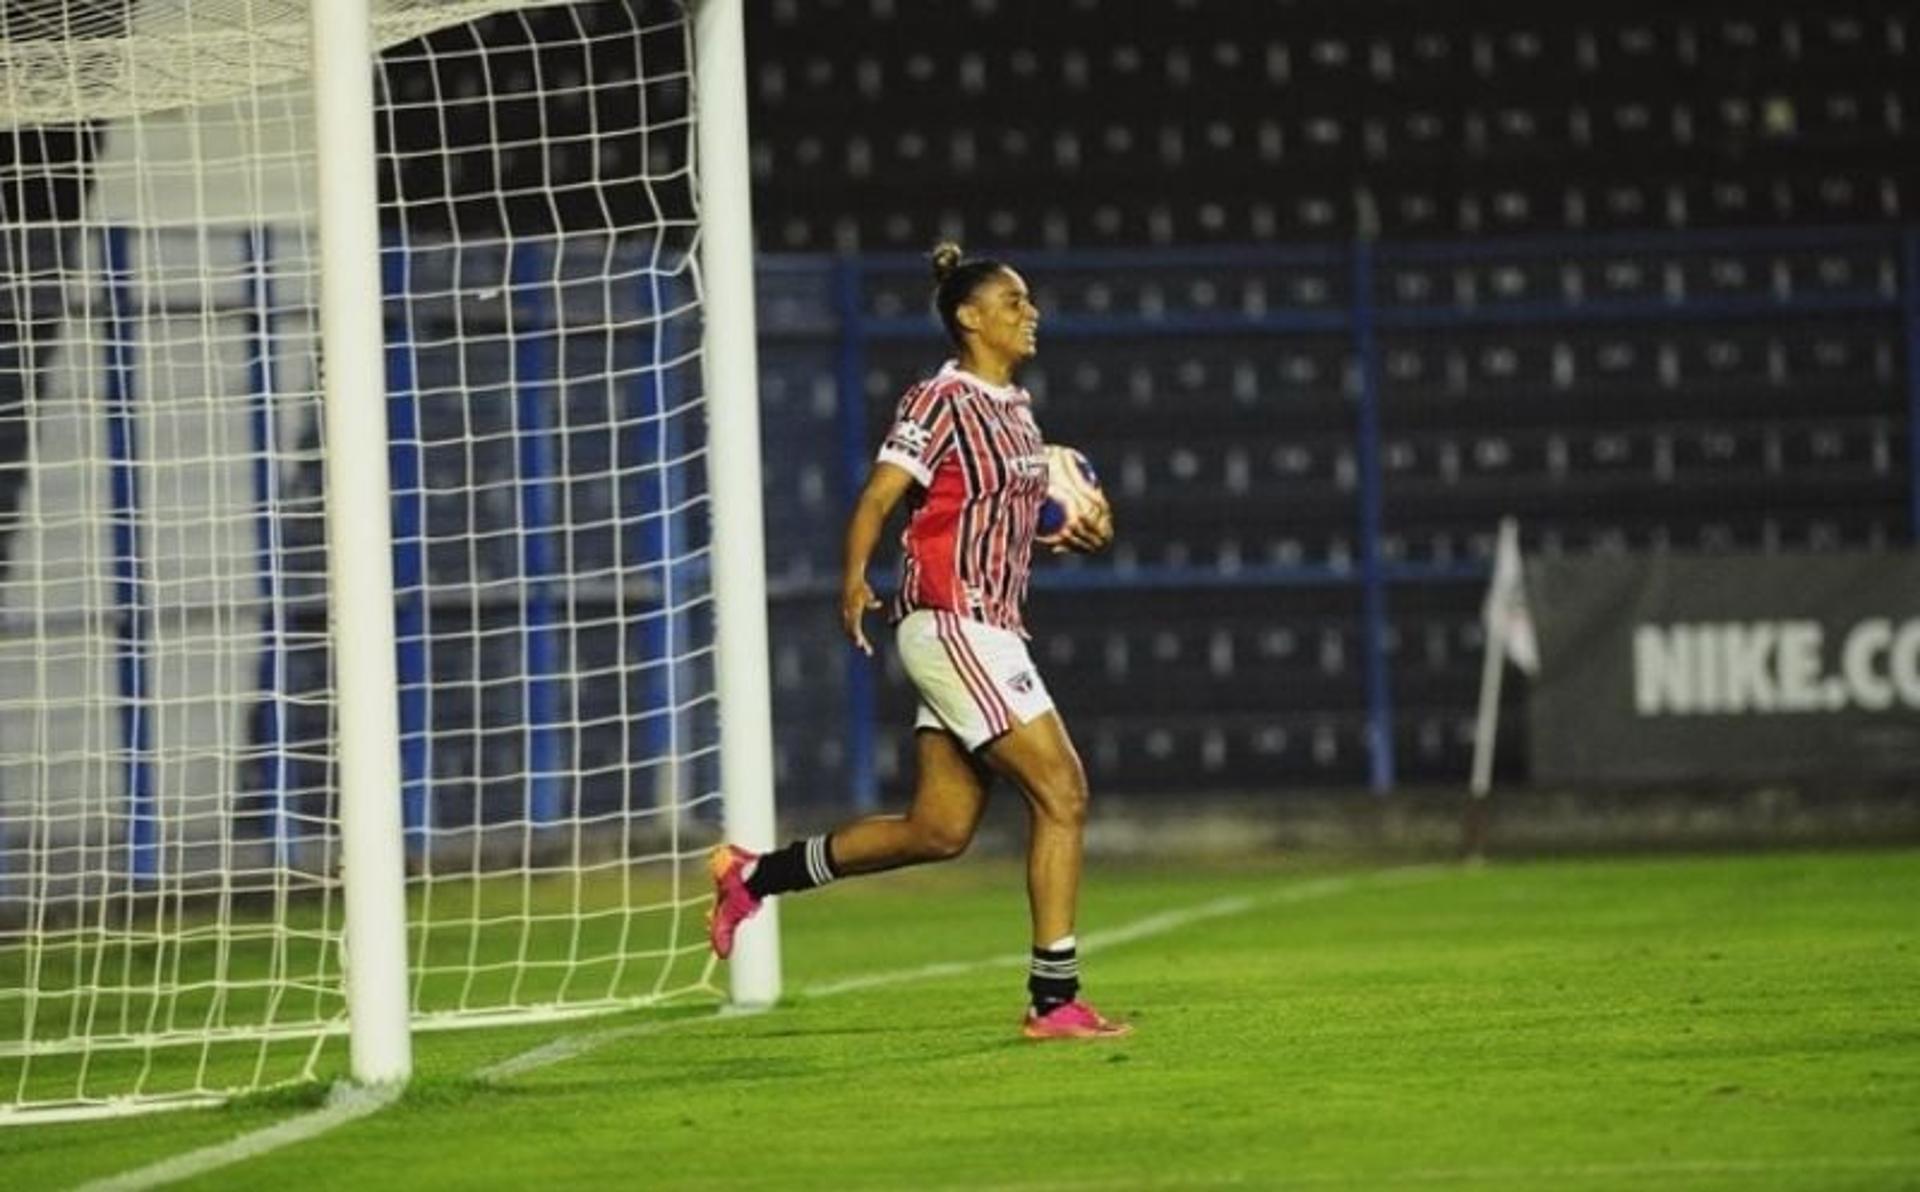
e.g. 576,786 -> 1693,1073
1035,444 -> 1107,547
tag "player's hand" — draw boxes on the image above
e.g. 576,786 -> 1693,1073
1051,498 -> 1114,555
841,576 -> 882,655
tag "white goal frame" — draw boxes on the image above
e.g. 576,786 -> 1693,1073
0,0 -> 779,1118
321,0 -> 782,1093
689,0 -> 781,1012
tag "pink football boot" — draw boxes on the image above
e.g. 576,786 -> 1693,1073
706,844 -> 762,959
1022,1000 -> 1134,1040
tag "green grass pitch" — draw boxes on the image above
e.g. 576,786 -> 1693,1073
3,848 -> 1916,1190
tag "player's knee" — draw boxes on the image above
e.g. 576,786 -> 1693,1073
1028,759 -> 1088,828
910,813 -> 973,861
1054,782 -> 1089,829
919,822 -> 972,861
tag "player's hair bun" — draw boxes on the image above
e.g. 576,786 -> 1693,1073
927,242 -> 1009,345
928,241 -> 965,282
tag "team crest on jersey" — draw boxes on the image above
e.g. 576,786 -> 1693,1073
885,420 -> 933,457
1006,670 -> 1035,695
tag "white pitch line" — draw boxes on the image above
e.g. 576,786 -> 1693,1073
70,1081 -> 403,1192
515,868 -> 1443,1046
473,1002 -> 768,1083
791,892 -> 1264,998
795,889 -> 1266,998
78,866 -> 1436,1191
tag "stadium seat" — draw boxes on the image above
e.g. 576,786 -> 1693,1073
325,7 -> 1920,802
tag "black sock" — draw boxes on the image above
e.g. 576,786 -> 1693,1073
1028,938 -> 1080,1014
744,834 -> 840,900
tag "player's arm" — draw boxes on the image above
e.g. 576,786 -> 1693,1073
841,461 -> 918,655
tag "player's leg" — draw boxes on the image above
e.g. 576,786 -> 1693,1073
886,609 -> 1126,1035
979,710 -> 1085,947
707,728 -> 990,958
821,727 -> 992,873
982,709 -> 1130,1039
745,726 -> 989,895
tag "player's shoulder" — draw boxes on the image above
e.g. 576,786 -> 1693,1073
899,364 -> 1032,412
924,366 -> 1030,406
897,368 -> 970,411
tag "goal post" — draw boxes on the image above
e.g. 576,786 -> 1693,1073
0,0 -> 778,1122
310,0 -> 412,1089
691,0 -> 780,1010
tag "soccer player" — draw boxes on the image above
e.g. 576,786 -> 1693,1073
708,241 -> 1129,1040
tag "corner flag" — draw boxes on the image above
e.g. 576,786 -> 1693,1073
1481,516 -> 1539,677
1469,517 -> 1538,809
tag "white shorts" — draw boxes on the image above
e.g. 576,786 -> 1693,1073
896,609 -> 1055,751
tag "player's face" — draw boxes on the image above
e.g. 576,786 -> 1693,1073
965,268 -> 1040,364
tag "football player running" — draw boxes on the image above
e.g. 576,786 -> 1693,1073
708,241 -> 1126,1040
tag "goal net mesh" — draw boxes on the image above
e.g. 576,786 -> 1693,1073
0,0 -> 723,1121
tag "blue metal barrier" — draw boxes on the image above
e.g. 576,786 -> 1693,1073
382,236 -> 431,852
1349,240 -> 1395,792
832,257 -> 880,811
795,227 -> 1919,802
510,243 -> 561,827
79,223 -> 1917,858
628,265 -> 671,818
244,228 -> 294,866
102,226 -> 156,879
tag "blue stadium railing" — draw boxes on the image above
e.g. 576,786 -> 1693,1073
71,224 -> 1920,874
762,226 -> 1920,806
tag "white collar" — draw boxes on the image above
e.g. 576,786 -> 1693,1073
939,359 -> 1021,401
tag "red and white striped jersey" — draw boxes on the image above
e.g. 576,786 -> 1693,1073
875,361 -> 1048,635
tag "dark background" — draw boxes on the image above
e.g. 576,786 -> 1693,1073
2,1 -> 1913,815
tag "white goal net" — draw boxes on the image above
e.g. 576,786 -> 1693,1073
0,0 -> 741,1121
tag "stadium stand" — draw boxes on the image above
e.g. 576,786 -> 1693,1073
747,2 -> 1915,250
741,2 -> 1916,796
5,2 -> 1910,807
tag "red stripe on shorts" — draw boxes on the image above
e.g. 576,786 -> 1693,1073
935,611 -> 1012,737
